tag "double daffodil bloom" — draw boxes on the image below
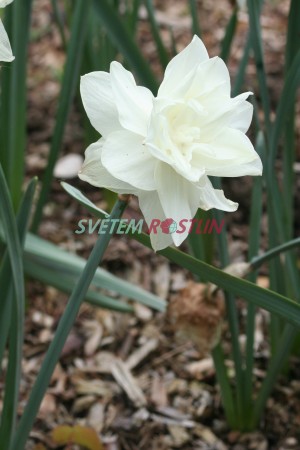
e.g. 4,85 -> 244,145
79,36 -> 262,251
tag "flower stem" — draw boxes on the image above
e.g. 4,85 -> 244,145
12,197 -> 128,450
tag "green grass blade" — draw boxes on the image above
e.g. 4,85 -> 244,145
232,32 -> 251,95
0,0 -> 33,209
212,344 -> 237,427
0,163 -> 24,340
0,7 -> 13,177
220,8 -> 237,63
252,325 -> 296,427
0,178 -> 37,369
246,0 -> 271,135
211,179 -> 244,425
13,199 -> 127,450
188,209 -> 214,269
243,132 -> 264,423
51,0 -> 67,49
128,0 -> 141,35
31,0 -> 90,232
92,0 -> 158,92
0,280 -> 12,376
250,237 -> 300,269
265,50 -> 300,302
0,174 -> 36,448
268,49 -> 300,175
282,0 -> 300,238
285,0 -> 300,72
144,0 -> 169,69
188,0 -> 201,37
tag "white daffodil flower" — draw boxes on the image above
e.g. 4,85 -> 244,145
0,0 -> 14,6
79,35 -> 262,251
0,0 -> 14,62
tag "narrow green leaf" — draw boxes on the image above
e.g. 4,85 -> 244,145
212,344 -> 237,427
220,8 -> 237,63
282,0 -> 300,238
0,164 -> 24,339
31,0 -> 91,232
62,183 -> 300,326
244,132 -> 264,422
92,0 -> 158,93
211,179 -> 244,425
0,0 -> 33,209
246,0 -> 271,135
251,237 -> 300,270
128,0 -> 141,35
252,326 -> 296,427
0,7 -> 13,177
61,182 -> 109,217
285,0 -> 300,72
25,260 -> 134,313
13,199 -> 127,450
0,178 -> 37,368
268,49 -> 300,174
188,0 -> 201,37
23,233 -> 166,312
0,174 -> 36,448
232,32 -> 251,95
51,0 -> 67,49
144,0 -> 169,69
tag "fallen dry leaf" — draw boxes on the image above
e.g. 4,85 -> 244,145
52,425 -> 103,450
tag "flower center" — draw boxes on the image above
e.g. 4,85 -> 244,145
173,124 -> 201,159
146,100 -> 207,182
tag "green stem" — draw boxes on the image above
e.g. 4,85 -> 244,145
12,198 -> 128,450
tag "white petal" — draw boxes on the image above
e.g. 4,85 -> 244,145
110,61 -> 153,136
185,56 -> 231,100
211,157 -> 263,177
198,176 -> 238,212
155,163 -> 201,247
79,139 -> 137,194
158,35 -> 209,98
138,191 -> 173,252
193,128 -> 262,176
0,19 -> 14,62
80,72 -> 121,137
196,91 -> 253,138
228,92 -> 253,133
0,0 -> 13,7
101,130 -> 156,190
